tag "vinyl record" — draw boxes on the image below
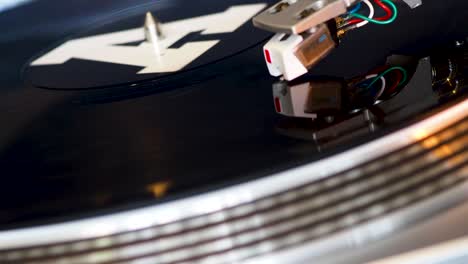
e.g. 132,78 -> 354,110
1,0 -> 468,263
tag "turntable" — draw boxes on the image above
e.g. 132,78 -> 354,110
0,0 -> 468,263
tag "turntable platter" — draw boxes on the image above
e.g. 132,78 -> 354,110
0,0 -> 467,244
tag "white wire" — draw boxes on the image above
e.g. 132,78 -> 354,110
356,0 -> 375,28
364,74 -> 386,99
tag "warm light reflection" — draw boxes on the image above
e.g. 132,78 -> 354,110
412,129 -> 430,140
147,181 -> 172,198
435,145 -> 454,157
423,134 -> 462,164
422,137 -> 440,149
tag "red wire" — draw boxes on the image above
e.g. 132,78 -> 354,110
386,70 -> 402,95
374,0 -> 393,19
346,0 -> 393,26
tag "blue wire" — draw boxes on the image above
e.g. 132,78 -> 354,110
355,78 -> 383,98
347,2 -> 362,14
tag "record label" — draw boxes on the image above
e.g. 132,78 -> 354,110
25,1 -> 270,89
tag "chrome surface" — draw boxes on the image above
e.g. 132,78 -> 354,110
401,0 -> 423,9
0,98 -> 467,263
370,235 -> 468,264
252,0 -> 357,34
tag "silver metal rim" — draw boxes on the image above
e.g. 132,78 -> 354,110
0,98 -> 467,250
246,169 -> 468,264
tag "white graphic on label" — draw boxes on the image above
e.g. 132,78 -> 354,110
31,4 -> 266,74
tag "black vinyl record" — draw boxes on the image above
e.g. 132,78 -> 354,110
0,0 -> 468,231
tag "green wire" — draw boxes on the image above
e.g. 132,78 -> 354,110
367,66 -> 408,89
350,0 -> 398,25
